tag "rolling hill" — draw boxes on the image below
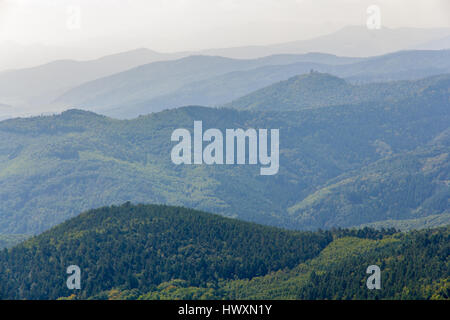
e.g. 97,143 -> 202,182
225,72 -> 450,111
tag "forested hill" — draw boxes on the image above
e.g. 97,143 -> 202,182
225,72 -> 449,111
0,203 -> 448,300
0,203 -> 332,300
0,72 -> 448,236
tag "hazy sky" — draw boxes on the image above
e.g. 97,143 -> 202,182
1,0 -> 449,52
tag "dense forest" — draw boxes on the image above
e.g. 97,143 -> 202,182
0,203 -> 447,300
0,203 -> 332,299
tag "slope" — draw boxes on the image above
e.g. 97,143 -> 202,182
0,203 -> 332,300
288,144 -> 450,230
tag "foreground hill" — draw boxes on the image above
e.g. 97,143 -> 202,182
212,226 -> 450,300
0,203 -> 447,300
0,203 -> 331,300
0,74 -> 448,235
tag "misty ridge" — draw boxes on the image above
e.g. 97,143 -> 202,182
1,26 -> 450,120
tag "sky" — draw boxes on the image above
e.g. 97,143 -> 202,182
1,0 -> 449,53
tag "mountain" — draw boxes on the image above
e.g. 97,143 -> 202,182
56,50 -> 450,118
0,74 -> 448,235
200,26 -> 450,58
0,48 -> 182,118
225,72 -> 449,111
0,203 -> 447,299
0,203 -> 332,300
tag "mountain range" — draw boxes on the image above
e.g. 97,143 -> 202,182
1,26 -> 450,120
0,72 -> 448,239
2,26 -> 448,71
0,48 -> 184,118
56,49 -> 450,118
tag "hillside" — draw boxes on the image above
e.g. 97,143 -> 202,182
0,74 -> 448,235
0,203 -> 332,300
0,203 -> 447,300
212,227 -> 450,300
288,144 -> 450,229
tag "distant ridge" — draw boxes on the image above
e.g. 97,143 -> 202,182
199,26 -> 450,58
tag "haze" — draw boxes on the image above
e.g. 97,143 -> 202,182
1,0 -> 449,63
